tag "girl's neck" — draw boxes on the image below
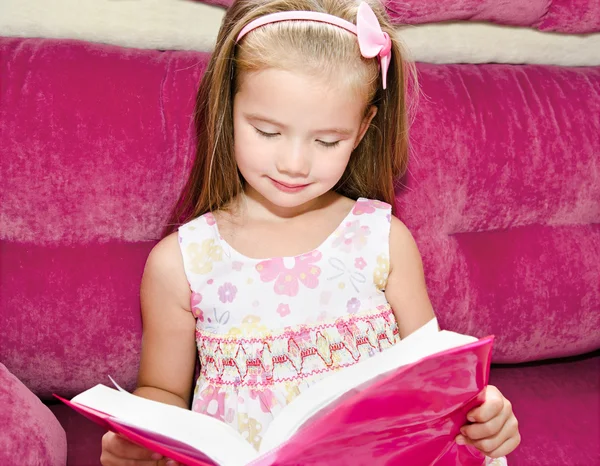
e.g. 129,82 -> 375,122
238,187 -> 340,223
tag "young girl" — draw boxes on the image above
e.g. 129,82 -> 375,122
101,0 -> 520,465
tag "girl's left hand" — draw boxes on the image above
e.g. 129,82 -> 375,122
455,385 -> 521,458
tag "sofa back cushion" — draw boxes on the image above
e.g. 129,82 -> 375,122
397,63 -> 600,362
0,37 -> 209,398
0,37 -> 598,398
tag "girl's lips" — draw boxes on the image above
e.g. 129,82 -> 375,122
270,178 -> 311,193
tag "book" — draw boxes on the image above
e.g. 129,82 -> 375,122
56,319 -> 493,466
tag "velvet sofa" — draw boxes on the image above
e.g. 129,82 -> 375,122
1,16 -> 599,466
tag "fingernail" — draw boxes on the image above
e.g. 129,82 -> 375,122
166,461 -> 178,466
455,435 -> 466,445
467,415 -> 475,422
460,427 -> 467,436
151,453 -> 163,460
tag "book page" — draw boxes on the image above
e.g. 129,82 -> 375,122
72,385 -> 257,466
259,319 -> 477,453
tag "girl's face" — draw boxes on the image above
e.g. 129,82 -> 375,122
233,68 -> 376,211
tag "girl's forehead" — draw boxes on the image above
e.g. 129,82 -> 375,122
236,67 -> 368,120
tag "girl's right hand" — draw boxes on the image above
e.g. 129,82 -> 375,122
101,431 -> 179,466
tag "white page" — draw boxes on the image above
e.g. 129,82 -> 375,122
260,318 -> 477,452
72,385 -> 257,466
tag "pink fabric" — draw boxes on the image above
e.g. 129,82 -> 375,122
196,0 -> 600,33
397,63 -> 600,362
386,0 -> 550,26
490,354 -> 600,464
1,39 -> 598,405
537,0 -> 600,33
0,39 -> 202,245
1,241 -> 152,399
0,363 -> 67,465
388,0 -> 600,33
0,37 -> 211,398
1,35 -> 598,466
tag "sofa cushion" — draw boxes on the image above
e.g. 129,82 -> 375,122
0,38 -> 598,404
397,63 -> 600,362
0,363 -> 67,466
50,402 -> 105,466
537,0 -> 600,33
491,353 -> 600,465
0,37 -> 210,398
0,241 -> 153,399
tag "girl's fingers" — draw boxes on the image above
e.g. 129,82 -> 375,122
487,430 -> 522,459
102,432 -> 163,461
100,449 -> 161,466
458,415 -> 520,456
467,386 -> 505,423
461,406 -> 510,441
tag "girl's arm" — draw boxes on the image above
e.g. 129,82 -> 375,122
101,232 -> 197,466
385,217 -> 436,338
136,232 -> 197,408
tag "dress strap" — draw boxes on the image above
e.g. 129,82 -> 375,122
178,212 -> 225,293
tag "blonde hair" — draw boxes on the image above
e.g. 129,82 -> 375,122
164,0 -> 417,236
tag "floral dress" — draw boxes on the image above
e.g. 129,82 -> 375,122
177,197 -> 507,466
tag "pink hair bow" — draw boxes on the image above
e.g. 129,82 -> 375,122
356,2 -> 392,89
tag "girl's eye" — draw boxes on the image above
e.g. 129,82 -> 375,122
318,140 -> 340,149
254,127 -> 279,138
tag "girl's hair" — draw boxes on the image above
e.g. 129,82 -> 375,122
163,0 -> 416,237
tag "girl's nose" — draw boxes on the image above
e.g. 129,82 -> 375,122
275,141 -> 310,177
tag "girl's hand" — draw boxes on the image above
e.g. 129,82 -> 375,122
101,431 -> 179,466
455,385 -> 521,458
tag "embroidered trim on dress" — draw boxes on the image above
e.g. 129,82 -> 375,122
196,305 -> 400,387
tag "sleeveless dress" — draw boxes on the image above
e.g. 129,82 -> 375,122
178,197 -> 398,449
177,197 -> 507,466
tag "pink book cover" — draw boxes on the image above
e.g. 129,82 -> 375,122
56,336 -> 493,466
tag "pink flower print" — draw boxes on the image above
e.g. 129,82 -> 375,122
232,261 -> 244,271
332,221 -> 371,253
355,257 -> 367,270
191,292 -> 204,321
346,297 -> 361,314
277,303 -> 291,317
218,282 -> 237,303
249,388 -> 277,414
352,198 -> 388,215
205,212 -> 216,226
256,251 -> 322,296
194,386 -> 227,422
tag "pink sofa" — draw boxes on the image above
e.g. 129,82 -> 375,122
1,36 -> 598,465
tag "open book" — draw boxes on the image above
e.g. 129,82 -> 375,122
56,319 -> 493,466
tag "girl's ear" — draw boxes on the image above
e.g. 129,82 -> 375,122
354,105 -> 378,149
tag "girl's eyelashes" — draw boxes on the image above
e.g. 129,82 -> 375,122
318,140 -> 340,149
254,127 -> 279,138
254,127 -> 341,148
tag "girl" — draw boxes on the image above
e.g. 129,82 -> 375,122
101,0 -> 520,464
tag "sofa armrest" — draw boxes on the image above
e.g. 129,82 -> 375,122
0,363 -> 67,465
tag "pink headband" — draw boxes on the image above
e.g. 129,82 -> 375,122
236,2 -> 392,89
